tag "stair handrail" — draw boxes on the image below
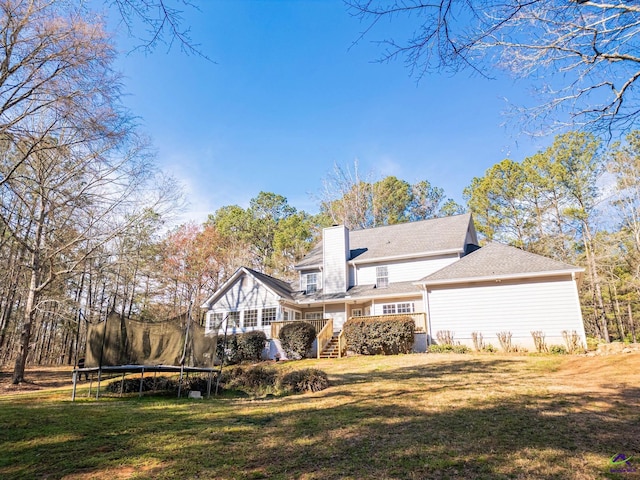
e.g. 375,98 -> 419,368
337,329 -> 346,358
316,318 -> 334,359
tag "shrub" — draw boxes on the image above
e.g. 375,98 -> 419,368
549,344 -> 567,355
344,315 -> 415,355
105,375 -> 178,394
279,368 -> 329,393
531,331 -> 548,353
428,344 -> 453,353
496,331 -> 513,352
436,330 -> 455,345
279,321 -> 316,359
471,332 -> 485,351
586,336 -> 599,351
223,365 -> 278,393
217,331 -> 268,364
237,331 -> 267,361
484,343 -> 496,353
428,344 -> 469,354
562,330 -> 583,354
217,334 -> 241,365
219,365 -> 329,396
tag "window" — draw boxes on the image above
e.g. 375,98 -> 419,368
283,310 -> 290,321
294,311 -> 302,320
262,307 -> 276,326
397,303 -> 414,314
305,312 -> 323,320
229,311 -> 240,327
382,302 -> 415,315
351,308 -> 363,317
382,304 -> 396,315
208,312 -> 224,330
376,266 -> 389,288
244,309 -> 258,327
305,273 -> 318,293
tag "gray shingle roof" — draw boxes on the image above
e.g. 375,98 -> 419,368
244,268 -> 296,300
295,213 -> 473,268
292,281 -> 421,303
418,242 -> 583,284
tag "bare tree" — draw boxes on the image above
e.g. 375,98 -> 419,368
349,1 -> 640,134
105,0 -> 206,56
319,160 -> 374,230
0,1 -> 181,383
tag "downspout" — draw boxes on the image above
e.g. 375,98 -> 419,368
423,284 -> 433,346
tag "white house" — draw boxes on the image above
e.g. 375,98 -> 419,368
201,213 -> 586,357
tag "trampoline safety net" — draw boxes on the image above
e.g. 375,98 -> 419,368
86,312 -> 217,368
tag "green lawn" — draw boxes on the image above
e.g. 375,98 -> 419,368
1,353 -> 639,479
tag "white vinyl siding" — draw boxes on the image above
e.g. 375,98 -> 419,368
323,225 -> 349,294
356,255 -> 459,286
427,276 -> 585,350
213,274 -> 280,311
324,303 -> 347,331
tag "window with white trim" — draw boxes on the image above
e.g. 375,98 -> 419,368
283,310 -> 290,321
305,273 -> 318,293
294,311 -> 302,320
229,311 -> 240,327
262,307 -> 276,326
351,308 -> 363,317
376,266 -> 389,288
305,312 -> 323,320
382,302 -> 414,315
397,302 -> 414,314
244,309 -> 258,327
208,312 -> 224,330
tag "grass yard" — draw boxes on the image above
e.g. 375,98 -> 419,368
1,353 -> 640,479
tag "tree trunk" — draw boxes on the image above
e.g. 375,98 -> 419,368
12,263 -> 39,383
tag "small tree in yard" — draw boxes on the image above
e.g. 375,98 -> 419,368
279,322 -> 316,359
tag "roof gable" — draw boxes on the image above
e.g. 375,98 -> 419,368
295,213 -> 474,268
418,242 -> 583,285
200,267 -> 295,309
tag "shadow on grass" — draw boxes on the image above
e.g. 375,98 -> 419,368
1,359 -> 639,479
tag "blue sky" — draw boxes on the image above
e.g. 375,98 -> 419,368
109,0 -> 552,222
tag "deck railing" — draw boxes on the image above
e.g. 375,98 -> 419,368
270,318 -> 329,339
337,329 -> 346,358
316,318 -> 334,359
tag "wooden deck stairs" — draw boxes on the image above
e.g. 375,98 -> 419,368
319,333 -> 342,359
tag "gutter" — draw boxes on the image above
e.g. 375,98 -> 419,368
416,268 -> 585,287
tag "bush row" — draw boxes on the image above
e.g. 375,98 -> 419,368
344,315 -> 415,355
104,365 -> 330,397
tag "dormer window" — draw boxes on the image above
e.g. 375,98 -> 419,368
376,266 -> 389,288
305,273 -> 318,293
